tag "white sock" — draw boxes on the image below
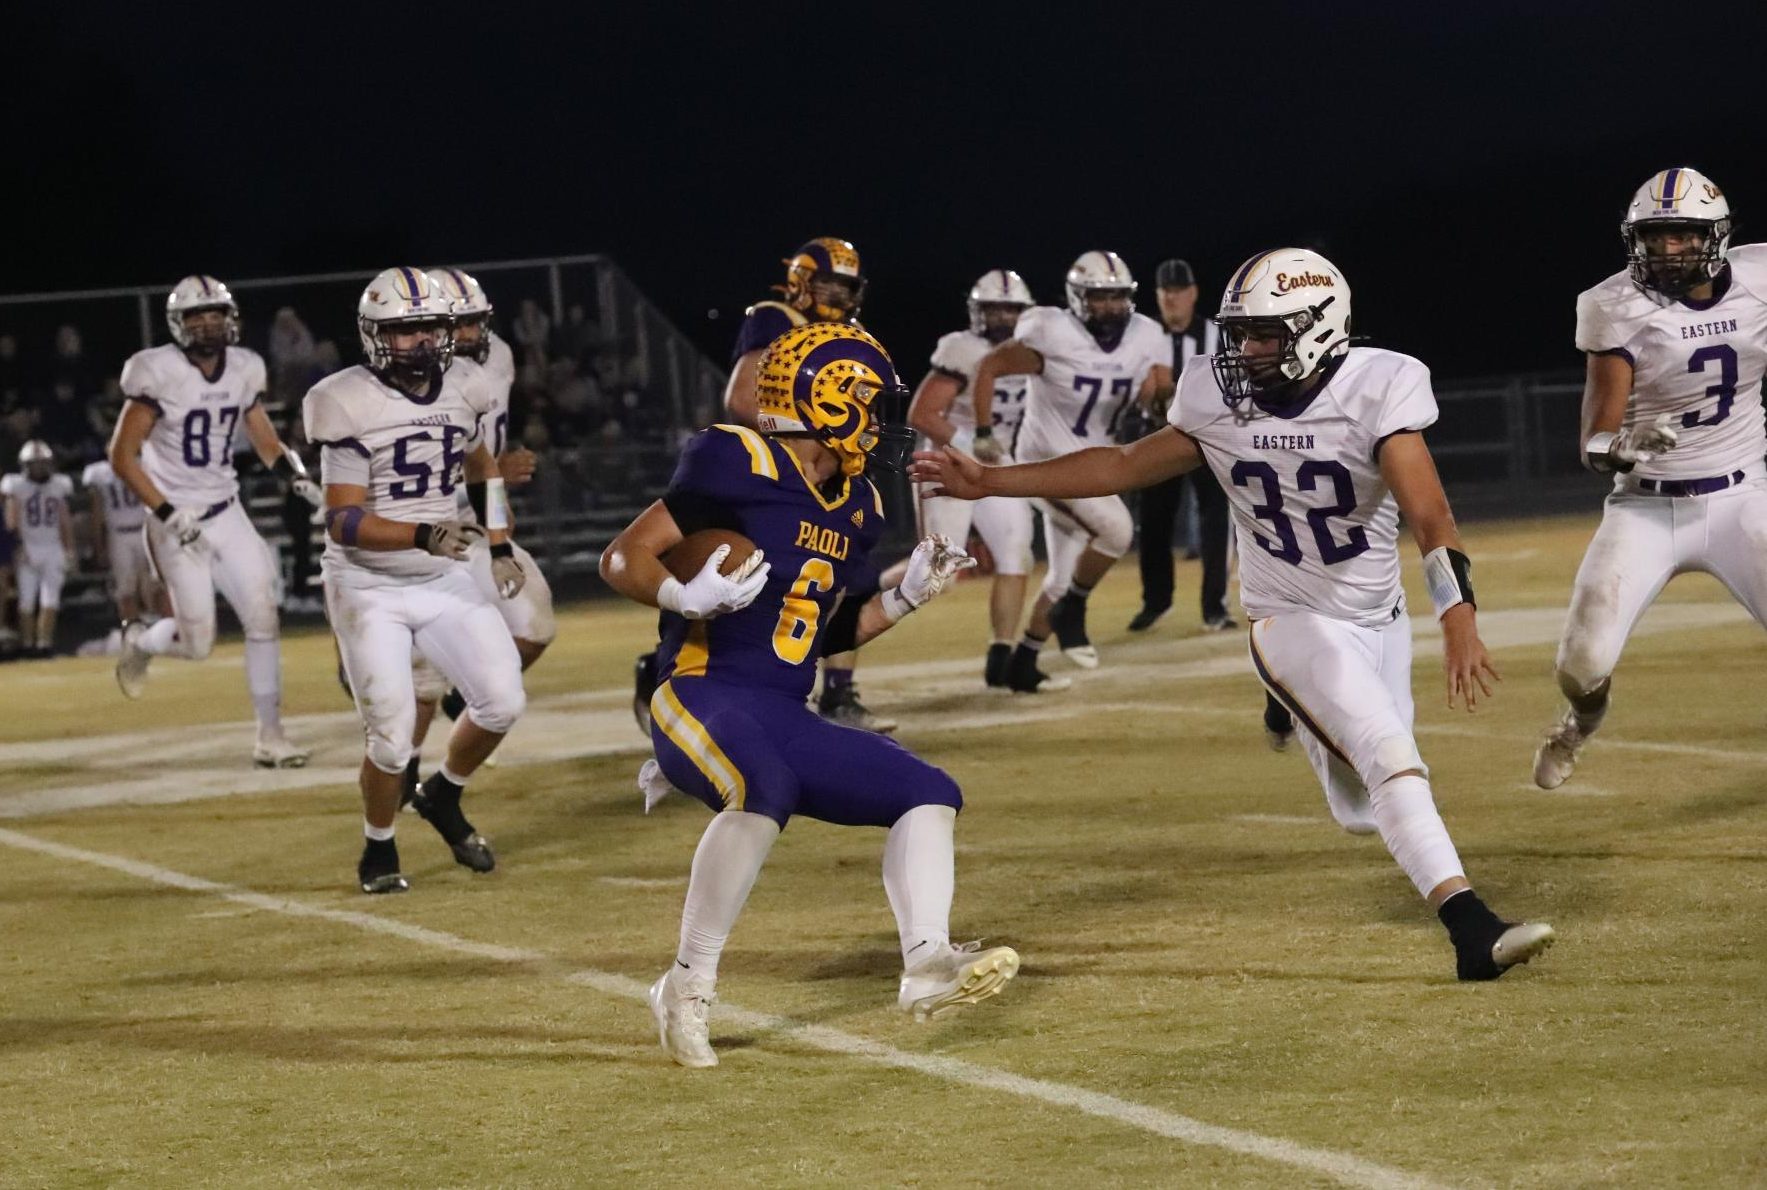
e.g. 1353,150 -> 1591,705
439,761 -> 470,789
244,638 -> 282,732
140,617 -> 180,655
883,804 -> 955,968
1370,774 -> 1465,898
675,810 -> 780,982
364,821 -> 395,842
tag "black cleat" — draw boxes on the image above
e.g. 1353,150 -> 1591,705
358,837 -> 410,895
1047,594 -> 1098,667
1126,603 -> 1170,632
1007,645 -> 1071,693
984,642 -> 1013,689
411,774 -> 497,873
818,682 -> 898,733
633,652 -> 659,735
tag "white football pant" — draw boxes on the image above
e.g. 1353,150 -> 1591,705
328,567 -> 526,775
1250,611 -> 1465,897
1032,494 -> 1133,602
466,537 -> 556,644
1557,478 -> 1767,695
14,547 -> 66,613
916,485 -> 1033,576
141,501 -> 281,659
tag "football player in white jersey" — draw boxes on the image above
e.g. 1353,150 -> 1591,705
82,457 -> 160,625
305,267 -> 529,894
916,248 -> 1556,981
906,269 -> 1043,689
109,276 -> 319,767
3,441 -> 75,656
971,251 -> 1174,683
1534,168 -> 1767,788
400,267 -> 555,784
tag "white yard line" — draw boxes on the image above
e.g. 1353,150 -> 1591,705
0,826 -> 1451,1190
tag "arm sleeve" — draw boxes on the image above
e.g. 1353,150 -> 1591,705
927,333 -> 973,393
1011,307 -> 1052,356
304,386 -> 372,487
242,351 -> 269,404
53,476 -> 74,499
81,462 -> 104,487
1574,289 -> 1633,360
118,353 -> 162,413
0,475 -> 14,498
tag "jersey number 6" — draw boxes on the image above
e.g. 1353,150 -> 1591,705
772,557 -> 835,664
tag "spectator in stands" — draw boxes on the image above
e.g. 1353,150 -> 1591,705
267,307 -> 317,405
49,324 -> 97,399
38,379 -> 99,460
558,303 -> 601,367
511,298 -> 552,367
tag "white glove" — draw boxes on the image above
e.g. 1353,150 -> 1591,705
657,543 -> 770,620
163,507 -> 204,549
291,477 -> 323,508
971,429 -> 1005,464
418,520 -> 485,561
1616,412 -> 1680,466
490,546 -> 526,598
881,534 -> 977,621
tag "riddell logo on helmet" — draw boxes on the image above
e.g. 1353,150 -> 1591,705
1274,272 -> 1334,293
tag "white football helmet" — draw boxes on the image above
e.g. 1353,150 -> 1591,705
165,275 -> 241,351
428,266 -> 494,362
357,267 -> 455,374
1622,167 -> 1732,297
1212,248 -> 1351,409
1065,251 -> 1136,346
967,269 -> 1033,342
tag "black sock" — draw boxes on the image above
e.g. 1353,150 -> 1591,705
440,688 -> 467,721
1437,889 -> 1503,942
425,769 -> 465,805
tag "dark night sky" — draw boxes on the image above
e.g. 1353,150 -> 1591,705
7,4 -> 1765,379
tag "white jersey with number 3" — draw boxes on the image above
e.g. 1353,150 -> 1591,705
1575,243 -> 1767,482
118,344 -> 265,507
1013,306 -> 1172,461
1172,347 -> 1438,628
303,365 -> 492,587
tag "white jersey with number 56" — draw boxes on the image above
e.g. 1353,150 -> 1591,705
118,344 -> 266,507
303,365 -> 492,587
1172,347 -> 1438,629
1013,306 -> 1171,462
1574,242 -> 1767,482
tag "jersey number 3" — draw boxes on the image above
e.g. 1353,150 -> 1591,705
1682,344 -> 1737,428
1230,460 -> 1370,567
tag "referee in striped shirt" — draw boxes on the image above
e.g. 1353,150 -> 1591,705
1126,258 -> 1234,633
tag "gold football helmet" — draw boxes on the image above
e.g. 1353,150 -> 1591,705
755,322 -> 912,477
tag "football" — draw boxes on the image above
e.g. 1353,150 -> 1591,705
661,528 -> 759,583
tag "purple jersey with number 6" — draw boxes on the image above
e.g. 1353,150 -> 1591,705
656,424 -> 886,700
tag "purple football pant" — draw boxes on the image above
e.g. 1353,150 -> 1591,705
649,677 -> 961,828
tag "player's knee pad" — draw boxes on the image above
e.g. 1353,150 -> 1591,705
1364,734 -> 1428,790
410,656 -> 449,703
1554,660 -> 1608,702
465,681 -> 526,734
1093,505 -> 1134,559
178,618 -> 216,660
237,601 -> 280,642
365,729 -> 414,776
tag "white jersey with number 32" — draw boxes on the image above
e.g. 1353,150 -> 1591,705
303,365 -> 492,587
1172,347 -> 1438,628
118,344 -> 266,507
1575,243 -> 1767,481
1013,306 -> 1172,461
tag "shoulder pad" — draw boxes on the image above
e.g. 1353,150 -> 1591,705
708,423 -> 780,480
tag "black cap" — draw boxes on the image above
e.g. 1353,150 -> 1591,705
1156,259 -> 1196,289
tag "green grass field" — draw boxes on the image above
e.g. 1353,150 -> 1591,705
0,513 -> 1762,1188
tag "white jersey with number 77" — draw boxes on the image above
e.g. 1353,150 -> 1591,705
1012,305 -> 1172,461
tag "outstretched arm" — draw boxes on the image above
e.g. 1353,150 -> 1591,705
911,425 -> 1204,502
1381,431 -> 1498,711
970,341 -> 1043,460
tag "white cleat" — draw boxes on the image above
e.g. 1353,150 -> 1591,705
1061,645 -> 1100,670
114,620 -> 152,700
638,758 -> 677,814
649,966 -> 718,1068
1493,921 -> 1556,972
1533,705 -> 1596,790
253,732 -> 311,769
897,942 -> 1021,1022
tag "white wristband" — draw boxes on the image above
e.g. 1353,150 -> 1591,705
1583,430 -> 1621,473
656,576 -> 685,614
485,477 -> 509,530
879,586 -> 918,624
1421,546 -> 1473,620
